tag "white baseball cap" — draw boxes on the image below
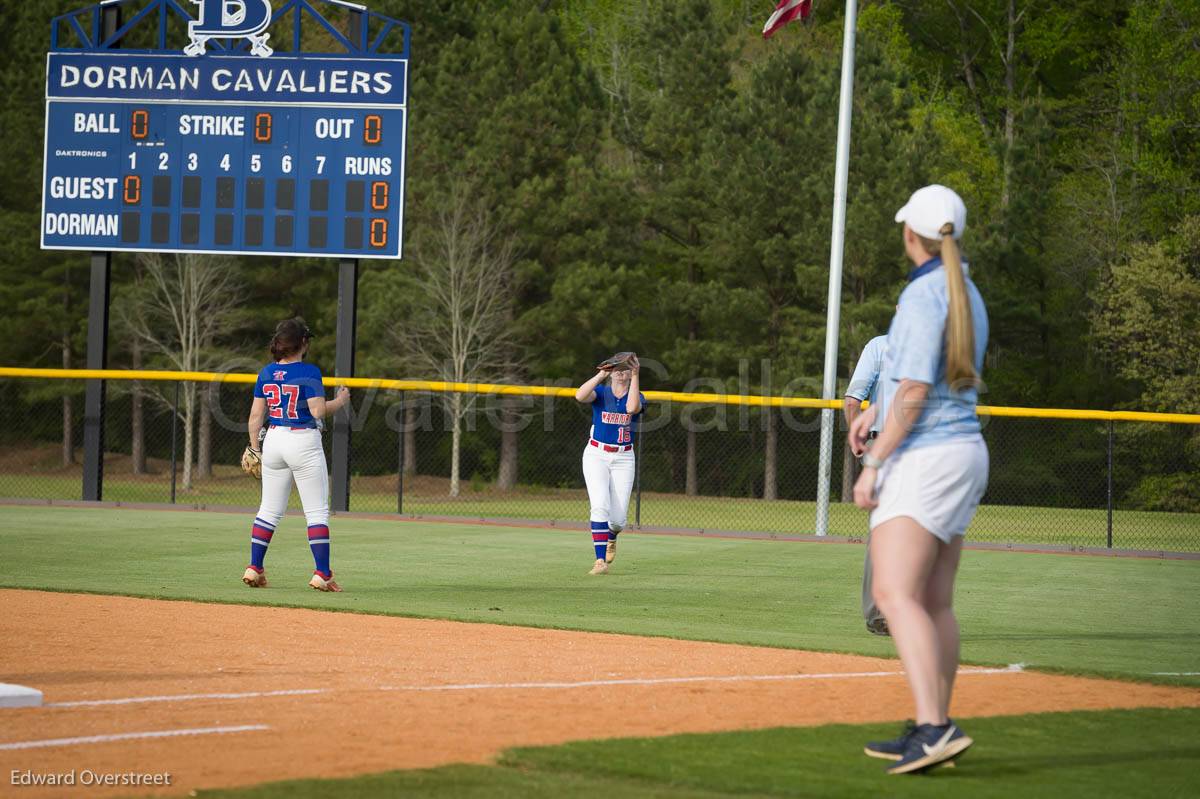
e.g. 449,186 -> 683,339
894,184 -> 967,240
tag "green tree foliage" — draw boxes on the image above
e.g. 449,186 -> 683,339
1093,216 -> 1200,414
364,3 -> 618,377
1093,214 -> 1200,510
706,20 -> 931,382
1121,0 -> 1200,235
2,0 -> 1199,509
0,1 -> 91,370
625,0 -> 741,385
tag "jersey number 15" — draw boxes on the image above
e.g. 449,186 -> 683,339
262,384 -> 300,420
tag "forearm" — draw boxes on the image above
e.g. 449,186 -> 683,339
843,398 -> 861,427
247,412 -> 264,449
626,374 -> 641,414
867,381 -> 928,462
575,372 -> 605,403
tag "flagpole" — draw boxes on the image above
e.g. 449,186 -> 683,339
815,0 -> 858,536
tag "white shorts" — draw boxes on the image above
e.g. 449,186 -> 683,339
869,437 -> 989,544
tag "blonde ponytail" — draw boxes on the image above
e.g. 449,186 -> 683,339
938,222 -> 979,389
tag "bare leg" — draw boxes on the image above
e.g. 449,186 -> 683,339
923,537 -> 963,719
870,516 -> 944,726
862,535 -> 884,627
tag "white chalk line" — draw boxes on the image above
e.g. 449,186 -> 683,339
46,688 -> 325,708
1149,672 -> 1200,676
30,664 -> 1026,710
0,724 -> 268,751
378,663 -> 1026,692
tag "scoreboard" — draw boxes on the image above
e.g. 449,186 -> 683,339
42,51 -> 408,259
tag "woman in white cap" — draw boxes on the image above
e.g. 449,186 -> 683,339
848,184 -> 989,774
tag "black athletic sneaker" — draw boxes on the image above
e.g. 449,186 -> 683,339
886,722 -> 973,775
864,720 -> 917,760
865,618 -> 890,636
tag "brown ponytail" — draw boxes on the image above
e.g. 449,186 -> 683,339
270,318 -> 311,361
937,223 -> 979,389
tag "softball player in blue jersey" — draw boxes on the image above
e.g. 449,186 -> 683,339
574,354 -> 644,575
242,319 -> 351,592
848,185 -> 989,774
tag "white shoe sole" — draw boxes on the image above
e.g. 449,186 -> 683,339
886,737 -> 973,774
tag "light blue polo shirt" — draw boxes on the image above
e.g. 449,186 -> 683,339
845,334 -> 887,433
877,257 -> 988,453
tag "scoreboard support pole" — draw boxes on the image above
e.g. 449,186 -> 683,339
81,252 -> 112,501
331,258 -> 358,513
81,4 -> 120,502
330,9 -> 366,514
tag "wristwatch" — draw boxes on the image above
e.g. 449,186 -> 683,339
861,452 -> 885,470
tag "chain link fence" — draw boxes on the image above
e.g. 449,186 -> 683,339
1,376 -> 1197,553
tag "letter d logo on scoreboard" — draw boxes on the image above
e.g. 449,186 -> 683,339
185,0 -> 274,57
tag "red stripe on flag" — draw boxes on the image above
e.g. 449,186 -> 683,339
762,0 -> 812,39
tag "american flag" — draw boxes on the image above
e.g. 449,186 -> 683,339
762,0 -> 812,39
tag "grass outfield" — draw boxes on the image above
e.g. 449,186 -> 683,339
0,506 -> 1196,685
194,708 -> 1200,798
1,473 -> 1197,551
3,505 -> 1198,798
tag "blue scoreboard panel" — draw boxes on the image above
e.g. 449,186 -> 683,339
42,52 -> 408,259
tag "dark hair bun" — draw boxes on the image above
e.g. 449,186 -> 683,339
270,318 -> 312,361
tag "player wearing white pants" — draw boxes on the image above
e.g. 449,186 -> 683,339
259,427 -> 329,531
575,354 -> 644,575
583,443 -> 636,536
243,318 -> 350,592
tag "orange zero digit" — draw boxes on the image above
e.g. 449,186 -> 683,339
254,113 -> 273,143
364,115 -> 382,145
123,175 -> 141,205
370,181 -> 389,211
130,109 -> 149,139
370,219 -> 388,248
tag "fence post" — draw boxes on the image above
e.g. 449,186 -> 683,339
331,258 -> 358,513
635,413 -> 643,528
1106,420 -> 1114,549
397,391 -> 405,515
170,381 -> 180,505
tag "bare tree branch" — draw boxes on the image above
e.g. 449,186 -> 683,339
391,183 -> 522,496
114,253 -> 241,490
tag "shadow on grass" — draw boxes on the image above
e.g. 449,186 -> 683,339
952,747 -> 1200,777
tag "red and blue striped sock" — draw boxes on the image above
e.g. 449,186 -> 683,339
249,517 -> 275,571
590,521 -> 608,560
308,524 -> 331,578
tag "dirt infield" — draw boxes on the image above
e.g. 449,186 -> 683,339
2,590 -> 1198,797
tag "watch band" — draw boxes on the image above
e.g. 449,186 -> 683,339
861,452 -> 885,470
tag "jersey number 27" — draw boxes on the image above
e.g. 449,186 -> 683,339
262,384 -> 300,420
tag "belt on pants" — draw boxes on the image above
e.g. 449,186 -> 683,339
589,439 -> 632,453
269,425 -> 317,432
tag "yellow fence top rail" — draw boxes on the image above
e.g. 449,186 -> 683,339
2,366 -> 1199,425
